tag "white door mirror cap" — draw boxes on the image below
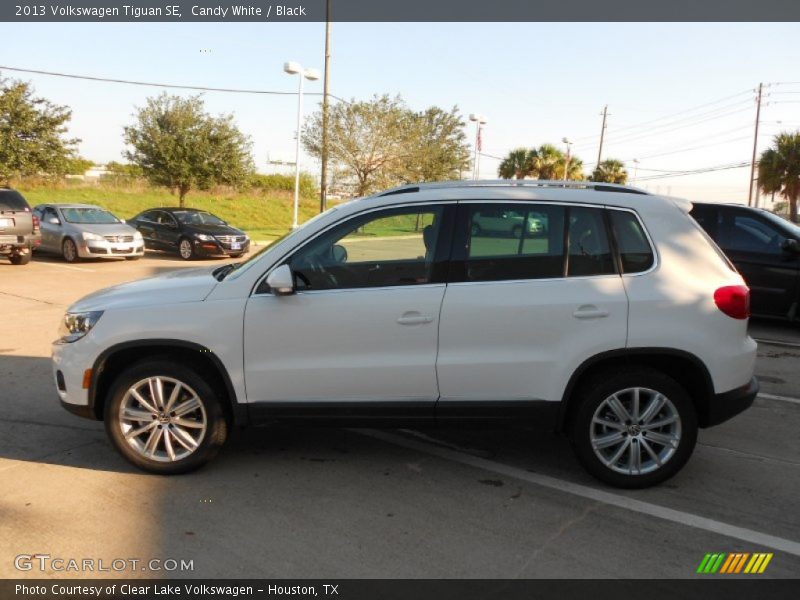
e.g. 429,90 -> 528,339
267,264 -> 295,295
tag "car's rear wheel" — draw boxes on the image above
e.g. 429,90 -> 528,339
104,360 -> 228,474
571,367 -> 697,488
62,238 -> 78,263
178,238 -> 195,260
9,252 -> 31,265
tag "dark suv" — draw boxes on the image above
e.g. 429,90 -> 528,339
127,208 -> 250,260
691,202 -> 800,320
0,189 -> 41,265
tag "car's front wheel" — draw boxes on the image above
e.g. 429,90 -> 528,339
178,238 -> 195,260
571,367 -> 697,488
104,360 -> 228,474
62,238 -> 79,263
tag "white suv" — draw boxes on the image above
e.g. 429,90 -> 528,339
53,181 -> 758,488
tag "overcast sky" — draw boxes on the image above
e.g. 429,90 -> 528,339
1,22 -> 798,202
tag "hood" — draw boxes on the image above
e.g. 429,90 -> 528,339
69,266 -> 219,312
67,222 -> 140,237
186,223 -> 246,236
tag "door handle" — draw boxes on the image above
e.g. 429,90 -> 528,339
573,306 -> 610,319
397,313 -> 434,325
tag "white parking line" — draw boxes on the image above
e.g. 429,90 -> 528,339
42,263 -> 95,272
360,429 -> 800,557
758,392 -> 800,406
754,338 -> 800,350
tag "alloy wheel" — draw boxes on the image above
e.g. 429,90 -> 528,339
179,239 -> 193,260
118,376 -> 207,462
589,387 -> 682,476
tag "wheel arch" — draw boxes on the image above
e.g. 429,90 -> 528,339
88,339 -> 247,425
557,348 -> 716,432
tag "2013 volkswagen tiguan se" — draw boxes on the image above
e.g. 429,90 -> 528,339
53,181 -> 758,488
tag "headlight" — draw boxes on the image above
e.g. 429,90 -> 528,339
195,234 -> 215,241
133,231 -> 143,240
81,232 -> 104,242
57,311 -> 104,343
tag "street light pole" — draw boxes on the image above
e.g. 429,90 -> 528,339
469,113 -> 487,180
562,137 -> 572,182
284,61 -> 319,229
633,158 -> 639,181
320,0 -> 332,214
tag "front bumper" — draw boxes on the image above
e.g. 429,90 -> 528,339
194,238 -> 250,257
79,240 -> 145,258
703,376 -> 759,427
52,338 -> 96,419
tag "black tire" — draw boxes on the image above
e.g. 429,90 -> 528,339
570,367 -> 698,488
9,252 -> 31,265
62,238 -> 79,263
178,237 -> 195,260
104,360 -> 228,475
511,224 -> 523,238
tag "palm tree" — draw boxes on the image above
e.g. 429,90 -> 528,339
498,147 -> 536,179
532,144 -> 564,180
591,159 -> 629,184
758,132 -> 800,222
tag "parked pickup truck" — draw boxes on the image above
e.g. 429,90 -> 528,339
0,189 -> 41,265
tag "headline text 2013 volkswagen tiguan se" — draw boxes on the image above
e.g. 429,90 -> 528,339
53,181 -> 758,488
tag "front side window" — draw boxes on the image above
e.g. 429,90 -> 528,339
719,212 -> 786,255
286,205 -> 446,291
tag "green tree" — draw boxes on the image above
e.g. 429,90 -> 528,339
303,95 -> 470,197
123,93 -> 254,207
591,159 -> 629,184
758,132 -> 800,222
0,77 -> 79,185
65,156 -> 94,175
106,161 -> 144,179
498,148 -> 536,179
401,106 -> 471,184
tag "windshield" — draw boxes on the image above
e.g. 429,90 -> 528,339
174,211 -> 226,226
61,207 -> 120,224
224,206 -> 341,281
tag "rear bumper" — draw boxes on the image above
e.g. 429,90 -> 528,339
703,376 -> 758,428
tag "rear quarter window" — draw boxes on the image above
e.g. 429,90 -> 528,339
608,210 -> 654,274
0,190 -> 30,211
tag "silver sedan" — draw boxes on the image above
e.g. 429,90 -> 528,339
33,203 -> 145,262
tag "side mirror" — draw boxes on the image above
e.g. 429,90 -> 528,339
266,264 -> 295,296
331,244 -> 348,264
48,217 -> 60,225
782,238 -> 800,254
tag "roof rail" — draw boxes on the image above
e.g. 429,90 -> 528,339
378,180 -> 650,196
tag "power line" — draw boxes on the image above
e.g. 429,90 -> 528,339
0,64 -> 350,103
632,161 -> 749,182
570,88 -> 753,143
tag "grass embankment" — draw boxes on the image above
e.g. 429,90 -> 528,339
16,181 -> 322,242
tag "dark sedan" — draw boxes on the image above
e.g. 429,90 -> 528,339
127,208 -> 250,260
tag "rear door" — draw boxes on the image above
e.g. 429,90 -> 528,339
135,211 -> 160,248
436,202 -> 629,408
39,207 -> 62,252
716,206 -> 799,317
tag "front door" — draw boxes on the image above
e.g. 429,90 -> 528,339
243,203 -> 453,415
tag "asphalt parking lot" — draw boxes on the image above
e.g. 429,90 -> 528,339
0,252 -> 799,579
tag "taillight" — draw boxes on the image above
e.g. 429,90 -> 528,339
714,285 -> 750,320
32,214 -> 40,232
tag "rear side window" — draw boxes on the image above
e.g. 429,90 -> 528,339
567,207 -> 615,277
0,190 -> 30,211
609,210 -> 654,274
457,204 -> 566,282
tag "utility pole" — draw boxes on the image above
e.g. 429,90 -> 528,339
319,0 -> 332,213
596,105 -> 608,167
747,83 -> 763,207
